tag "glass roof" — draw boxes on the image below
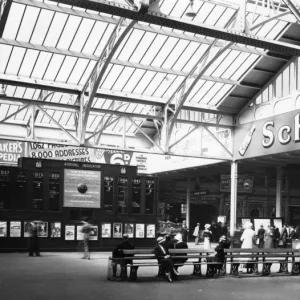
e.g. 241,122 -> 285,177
0,0 -> 296,140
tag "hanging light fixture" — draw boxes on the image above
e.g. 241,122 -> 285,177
186,0 -> 197,18
0,84 -> 6,96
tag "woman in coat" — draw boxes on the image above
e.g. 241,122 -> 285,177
203,224 -> 212,249
240,222 -> 256,249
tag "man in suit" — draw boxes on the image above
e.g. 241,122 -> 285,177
280,223 -> 288,248
180,220 -> 189,243
154,236 -> 178,282
257,224 -> 265,248
110,234 -> 135,281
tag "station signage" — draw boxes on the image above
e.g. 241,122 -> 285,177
234,109 -> 300,159
193,190 -> 209,196
220,174 -> 254,193
0,140 -> 25,164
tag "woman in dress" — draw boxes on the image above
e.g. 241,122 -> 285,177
203,224 -> 212,249
240,222 -> 256,249
264,225 -> 274,249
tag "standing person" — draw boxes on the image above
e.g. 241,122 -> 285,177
240,223 -> 256,249
193,223 -> 201,245
203,224 -> 212,249
154,237 -> 178,282
211,222 -> 218,242
290,225 -> 296,240
222,222 -> 228,236
171,233 -> 188,275
274,226 -> 280,248
264,225 -> 274,249
180,220 -> 189,243
81,219 -> 92,259
279,223 -> 288,248
257,224 -> 265,248
28,221 -> 40,257
110,234 -> 135,281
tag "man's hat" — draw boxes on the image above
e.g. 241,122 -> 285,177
157,236 -> 165,244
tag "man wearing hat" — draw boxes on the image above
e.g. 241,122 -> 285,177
257,224 -> 265,249
110,234 -> 135,281
154,236 -> 178,282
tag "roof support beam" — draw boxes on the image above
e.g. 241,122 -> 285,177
48,0 -> 300,55
282,0 -> 300,22
0,0 -> 13,37
15,0 -> 291,60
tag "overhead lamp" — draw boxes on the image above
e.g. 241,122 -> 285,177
186,0 -> 197,18
0,84 -> 6,96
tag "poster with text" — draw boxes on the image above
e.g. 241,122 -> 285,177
50,222 -> 61,238
89,226 -> 98,240
24,221 -> 33,237
64,169 -> 101,208
0,221 -> 7,237
10,221 -> 21,237
113,223 -> 122,238
77,225 -> 84,240
146,224 -> 155,238
65,225 -> 75,240
124,223 -> 134,238
0,140 -> 25,164
101,223 -> 111,238
135,223 -> 145,238
38,222 -> 48,238
273,219 -> 283,231
254,219 -> 271,233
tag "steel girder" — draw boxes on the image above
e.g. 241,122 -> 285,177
282,0 -> 300,22
0,0 -> 12,37
47,0 -> 300,56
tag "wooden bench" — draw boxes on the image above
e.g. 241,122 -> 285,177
224,248 -> 300,276
108,248 -> 218,281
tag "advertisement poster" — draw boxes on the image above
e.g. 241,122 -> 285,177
113,223 -> 122,238
220,174 -> 254,193
254,219 -> 271,233
89,226 -> 98,241
65,225 -> 75,240
24,221 -> 33,237
135,223 -> 145,238
77,225 -> 84,240
38,222 -> 48,238
241,218 -> 251,229
0,221 -> 7,237
0,140 -> 25,164
124,223 -> 134,238
146,224 -> 155,238
10,221 -> 21,237
50,222 -> 61,238
101,223 -> 111,238
29,143 -> 96,162
273,219 -> 283,231
63,169 -> 101,208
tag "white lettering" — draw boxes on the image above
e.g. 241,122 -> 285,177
262,121 -> 275,148
294,113 -> 300,142
278,125 -> 291,145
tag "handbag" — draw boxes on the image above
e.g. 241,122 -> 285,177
278,240 -> 283,246
256,238 -> 259,244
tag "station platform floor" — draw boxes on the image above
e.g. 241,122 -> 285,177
1,249 -> 300,300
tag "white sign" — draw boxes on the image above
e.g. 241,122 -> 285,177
135,223 -> 145,238
101,223 -> 111,238
65,225 -> 75,240
0,221 -> 7,237
10,221 -> 21,237
146,224 -> 155,238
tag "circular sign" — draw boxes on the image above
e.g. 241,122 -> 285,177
77,183 -> 88,194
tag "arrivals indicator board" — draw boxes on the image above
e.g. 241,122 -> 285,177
63,169 -> 101,208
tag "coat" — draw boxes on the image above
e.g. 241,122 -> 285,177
112,240 -> 135,264
241,228 -> 256,249
154,244 -> 173,273
172,241 -> 188,265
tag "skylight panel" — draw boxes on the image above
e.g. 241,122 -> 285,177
203,5 -> 226,27
43,13 -> 68,48
159,0 -> 177,15
230,53 -> 258,81
122,69 -> 146,93
193,2 -> 216,23
30,9 -> 55,45
132,71 -> 156,94
32,89 -> 42,100
14,87 -> 26,98
78,60 -> 97,85
112,67 -> 135,91
43,54 -> 65,81
16,6 -> 40,43
171,41 -> 198,71
221,52 -> 250,79
94,24 -> 115,56
197,82 -> 224,104
82,21 -> 109,55
213,84 -> 233,106
265,21 -> 287,39
0,104 -> 9,118
67,59 -> 89,85
162,75 -> 185,98
50,93 -> 63,103
100,64 -> 125,90
69,18 -> 95,52
169,0 -> 188,18
142,73 -> 167,97
191,81 -> 215,104
31,52 -> 53,79
211,50 -> 240,78
18,49 -> 39,77
23,88 -> 36,99
204,48 -> 231,76
99,64 -> 113,86
0,45 -> 12,73
15,106 -> 28,121
186,79 -> 206,102
56,15 -> 82,50
152,74 -> 176,98
55,56 -> 78,83
214,7 -> 236,28
2,3 -> 25,40
5,47 -> 26,75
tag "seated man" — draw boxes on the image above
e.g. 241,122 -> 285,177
154,237 -> 178,282
171,233 -> 188,275
110,234 -> 135,281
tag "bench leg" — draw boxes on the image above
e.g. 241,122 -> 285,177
119,264 -> 128,280
192,263 -> 202,276
262,263 -> 272,276
129,266 -> 139,281
278,262 -> 289,274
253,263 -> 259,274
231,263 -> 240,276
292,263 -> 300,275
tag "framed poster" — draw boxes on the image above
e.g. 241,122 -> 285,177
24,221 -> 33,237
135,223 -> 145,238
77,225 -> 84,240
38,222 -> 48,238
124,223 -> 134,238
10,221 -> 21,237
50,222 -> 61,238
254,219 -> 271,233
101,223 -> 111,238
65,225 -> 75,240
273,219 -> 283,231
0,221 -> 7,237
146,224 -> 155,238
113,223 -> 122,238
89,226 -> 98,241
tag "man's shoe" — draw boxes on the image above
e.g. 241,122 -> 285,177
109,276 -> 117,281
173,269 -> 179,276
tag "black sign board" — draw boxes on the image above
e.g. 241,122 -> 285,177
132,178 -> 141,214
220,174 -> 254,193
145,179 -> 155,215
32,171 -> 44,211
117,177 -> 128,214
103,176 -> 114,213
193,190 -> 209,196
16,170 -> 27,210
49,172 -> 60,211
0,169 -> 10,210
